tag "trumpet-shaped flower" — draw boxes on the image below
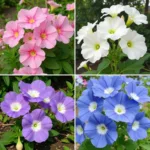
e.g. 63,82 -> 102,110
22,109 -> 52,143
34,21 -> 58,49
23,32 -> 36,44
125,82 -> 150,103
97,17 -> 128,40
19,43 -> 45,69
103,92 -> 139,123
77,89 -> 103,122
66,3 -> 75,11
47,0 -> 62,10
76,21 -> 97,44
125,6 -> 148,25
101,4 -> 124,18
81,32 -> 110,63
18,7 -> 47,29
119,29 -> 147,60
84,113 -> 118,148
1,92 -> 30,118
127,112 -> 150,141
53,15 -> 74,44
3,21 -> 24,47
77,60 -> 88,70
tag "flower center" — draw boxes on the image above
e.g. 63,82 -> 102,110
114,104 -> 126,115
43,97 -> 50,103
130,93 -> 139,101
57,103 -> 66,114
57,28 -> 61,34
88,102 -> 97,112
29,19 -> 35,24
27,90 -> 40,98
94,44 -> 100,51
40,33 -> 47,40
31,121 -> 41,132
132,121 -> 139,131
97,124 -> 108,135
14,32 -> 19,38
10,102 -> 22,112
104,87 -> 114,94
29,50 -> 36,57
127,41 -> 133,48
109,29 -> 115,34
76,125 -> 83,135
28,37 -> 32,41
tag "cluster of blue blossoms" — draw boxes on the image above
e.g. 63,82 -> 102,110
76,76 -> 150,148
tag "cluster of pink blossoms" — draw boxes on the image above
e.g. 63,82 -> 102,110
2,7 -> 74,74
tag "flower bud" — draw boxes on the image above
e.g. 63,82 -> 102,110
16,137 -> 23,150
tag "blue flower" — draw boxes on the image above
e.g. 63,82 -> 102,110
125,82 -> 150,103
146,81 -> 150,86
92,76 -> 122,98
76,75 -> 83,86
87,78 -> 98,89
127,112 -> 150,141
84,113 -> 118,148
77,89 -> 103,122
121,76 -> 140,85
103,92 -> 139,123
76,118 -> 85,144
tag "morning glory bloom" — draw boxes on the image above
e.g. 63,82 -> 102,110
121,76 -> 140,85
76,118 -> 85,144
39,86 -> 56,109
125,82 -> 150,103
127,112 -> 150,141
146,82 -> 150,86
51,91 -> 74,123
103,92 -> 139,123
92,76 -> 122,98
19,80 -> 47,102
1,92 -> 30,118
22,109 -> 52,143
84,113 -> 118,148
77,89 -> 103,122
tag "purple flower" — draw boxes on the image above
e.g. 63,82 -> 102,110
103,92 -> 139,123
39,86 -> 56,109
125,82 -> 150,103
22,109 -> 52,143
127,112 -> 150,141
51,91 -> 74,123
19,80 -> 47,102
92,76 -> 122,98
84,113 -> 118,148
77,89 -> 103,122
1,92 -> 30,118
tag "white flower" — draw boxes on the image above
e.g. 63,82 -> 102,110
124,6 -> 148,25
81,32 -> 110,63
119,29 -> 147,60
76,21 -> 97,44
77,60 -> 88,70
101,4 -> 124,18
97,17 -> 128,40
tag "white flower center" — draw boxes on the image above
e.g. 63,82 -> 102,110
31,121 -> 41,132
10,102 -> 22,112
88,102 -> 97,112
57,103 -> 66,114
43,97 -> 50,103
104,87 -> 114,94
76,125 -> 83,135
109,29 -> 116,34
130,93 -> 139,101
27,90 -> 40,98
97,124 -> 108,135
114,104 -> 126,115
127,40 -> 133,48
94,43 -> 100,51
132,121 -> 139,131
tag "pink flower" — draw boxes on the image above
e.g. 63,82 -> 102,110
47,0 -> 62,10
19,43 -> 45,69
18,7 -> 47,29
53,15 -> 74,44
41,8 -> 49,14
66,3 -> 75,11
13,67 -> 44,75
3,21 -> 24,48
23,32 -> 36,44
0,29 -> 4,46
83,79 -> 87,86
70,20 -> 75,29
34,21 -> 58,49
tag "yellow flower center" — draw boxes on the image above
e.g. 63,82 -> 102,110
28,37 -> 32,41
57,28 -> 61,34
127,41 -> 133,48
117,108 -> 122,113
29,50 -> 36,56
40,33 -> 47,40
29,19 -> 35,24
109,29 -> 115,34
14,32 -> 19,38
94,44 -> 100,50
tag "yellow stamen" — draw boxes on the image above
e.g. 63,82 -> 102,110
57,28 -> 61,34
29,50 -> 36,56
14,32 -> 19,38
40,33 -> 47,40
94,44 -> 100,50
29,19 -> 35,24
28,37 -> 32,41
127,41 -> 133,48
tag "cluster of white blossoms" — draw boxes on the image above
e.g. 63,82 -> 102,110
76,5 -> 148,70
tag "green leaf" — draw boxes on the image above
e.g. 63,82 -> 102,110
124,140 -> 138,150
66,81 -> 73,89
46,51 -> 56,57
63,146 -> 70,150
62,61 -> 73,74
24,142 -> 34,150
46,80 -> 51,86
139,144 -> 150,150
84,70 -> 97,74
2,76 -> 10,86
49,130 -> 59,137
43,58 -> 60,70
13,82 -> 19,93
67,135 -> 74,142
61,138 -> 70,144
0,142 -> 6,150
97,58 -> 110,73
